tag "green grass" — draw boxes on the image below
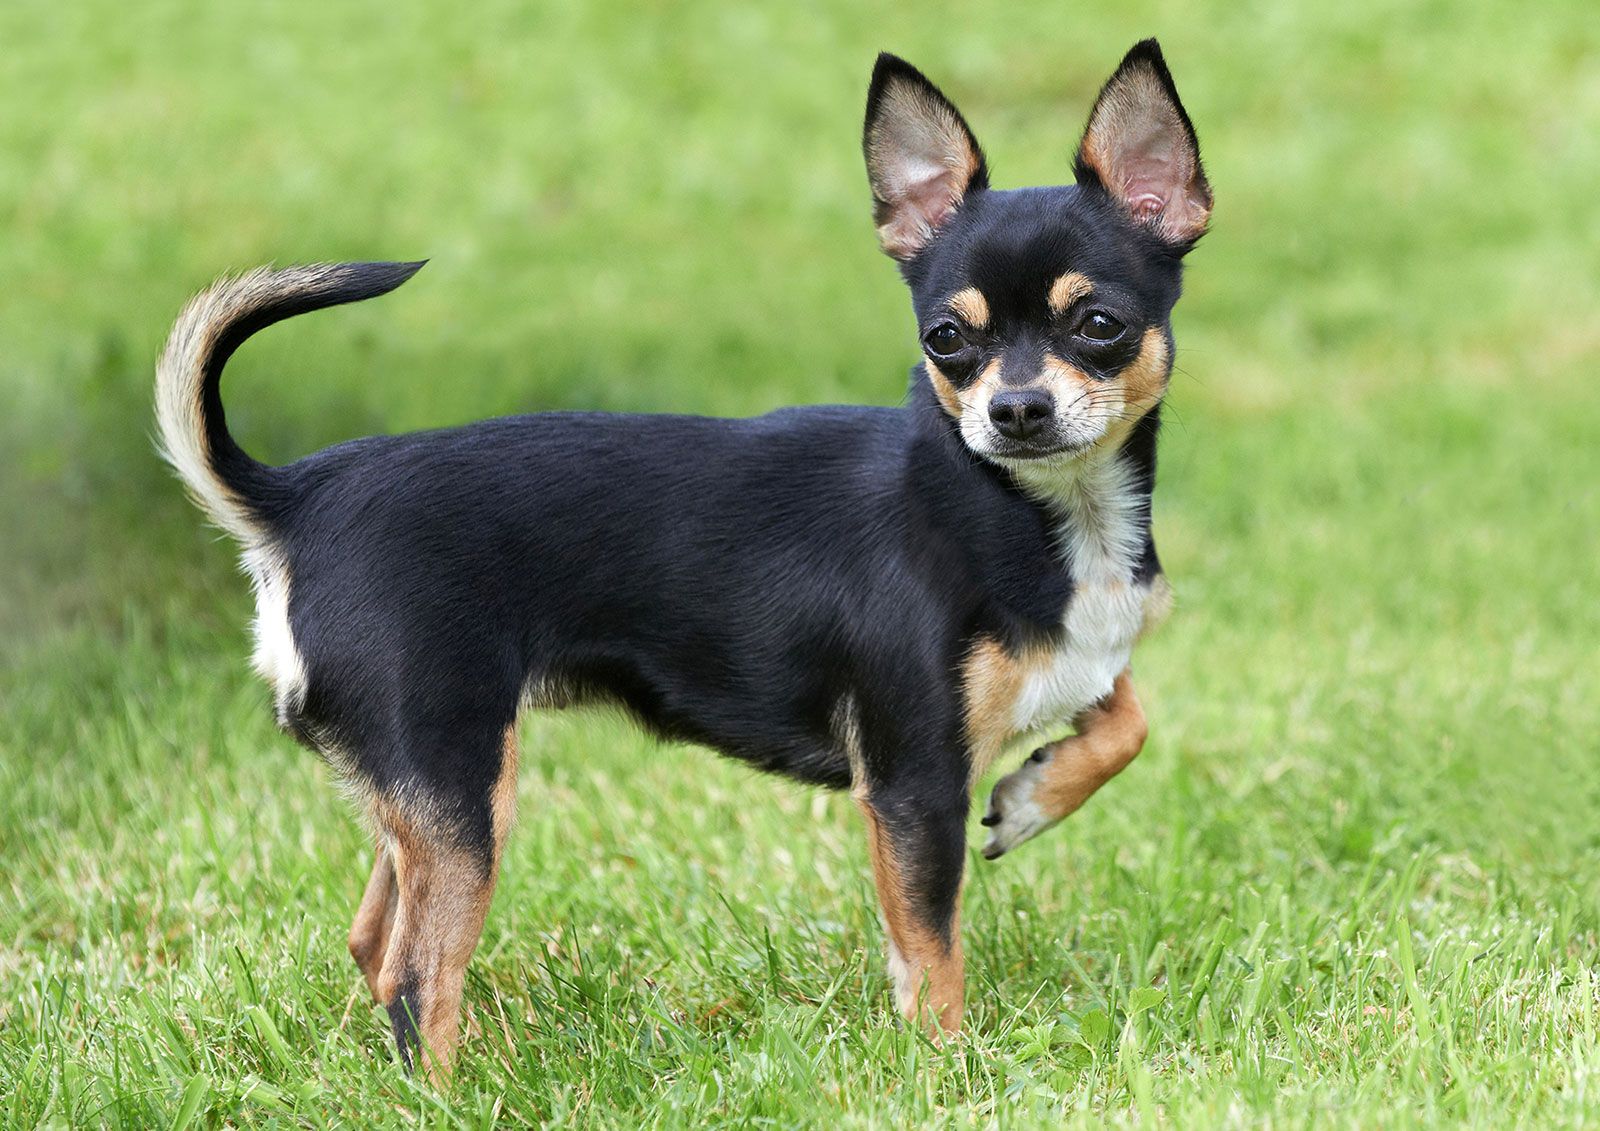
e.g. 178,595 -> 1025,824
4,0 -> 1600,1126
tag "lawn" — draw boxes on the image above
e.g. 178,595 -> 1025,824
3,1 -> 1599,1126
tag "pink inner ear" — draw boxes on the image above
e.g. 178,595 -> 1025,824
1114,139 -> 1210,242
1081,79 -> 1210,243
876,162 -> 964,259
1128,191 -> 1166,220
868,85 -> 981,258
905,171 -> 959,228
1118,128 -> 1184,215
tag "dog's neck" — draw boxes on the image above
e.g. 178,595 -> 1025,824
998,442 -> 1154,586
904,380 -> 1159,623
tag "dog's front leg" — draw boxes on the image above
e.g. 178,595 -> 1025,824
980,668 -> 1147,859
853,767 -> 968,1036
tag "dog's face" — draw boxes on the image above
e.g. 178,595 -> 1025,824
864,42 -> 1212,466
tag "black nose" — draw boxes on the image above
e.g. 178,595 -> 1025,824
988,389 -> 1054,440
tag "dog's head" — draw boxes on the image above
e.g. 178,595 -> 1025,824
864,41 -> 1211,467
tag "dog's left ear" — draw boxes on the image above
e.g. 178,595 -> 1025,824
1075,40 -> 1212,251
863,54 -> 989,260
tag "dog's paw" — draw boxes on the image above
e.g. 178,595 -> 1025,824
980,748 -> 1058,860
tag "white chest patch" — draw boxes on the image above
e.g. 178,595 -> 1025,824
1009,579 -> 1147,736
1005,452 -> 1153,738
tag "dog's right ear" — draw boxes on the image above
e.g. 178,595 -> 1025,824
863,54 -> 988,260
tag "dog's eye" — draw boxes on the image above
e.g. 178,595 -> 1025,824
1078,311 -> 1126,344
924,322 -> 966,357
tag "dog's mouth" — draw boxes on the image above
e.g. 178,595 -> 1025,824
958,409 -> 1103,466
985,436 -> 1090,462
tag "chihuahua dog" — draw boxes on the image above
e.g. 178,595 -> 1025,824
156,40 -> 1210,1079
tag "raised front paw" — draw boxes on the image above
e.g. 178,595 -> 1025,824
979,747 -> 1058,860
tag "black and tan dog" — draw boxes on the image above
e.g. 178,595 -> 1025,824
156,40 -> 1210,1079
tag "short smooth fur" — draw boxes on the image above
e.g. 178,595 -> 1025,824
156,39 -> 1212,1079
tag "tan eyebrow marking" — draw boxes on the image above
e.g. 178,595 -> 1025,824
948,287 -> 989,329
1047,271 -> 1094,314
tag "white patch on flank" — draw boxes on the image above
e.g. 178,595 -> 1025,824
242,543 -> 308,724
1000,451 -> 1153,738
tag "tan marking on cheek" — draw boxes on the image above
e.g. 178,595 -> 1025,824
853,794 -> 965,1035
1048,271 -> 1094,314
1121,328 -> 1171,412
948,287 -> 990,329
1077,328 -> 1173,452
923,358 -> 964,419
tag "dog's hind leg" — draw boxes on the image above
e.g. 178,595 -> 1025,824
348,842 -> 398,1000
980,669 -> 1147,859
373,724 -> 519,1082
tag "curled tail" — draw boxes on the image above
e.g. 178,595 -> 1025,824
155,260 -> 425,544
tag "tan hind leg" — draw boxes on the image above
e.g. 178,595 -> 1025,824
373,726 -> 518,1083
348,843 -> 398,999
981,669 -> 1147,859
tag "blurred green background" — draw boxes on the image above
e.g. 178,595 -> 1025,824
3,1 -> 1598,1126
5,0 -> 1595,645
